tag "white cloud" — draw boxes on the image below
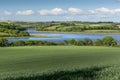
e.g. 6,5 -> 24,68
38,10 -> 49,15
38,7 -> 120,16
37,7 -> 120,16
4,11 -> 12,15
96,7 -> 110,13
88,10 -> 96,14
16,10 -> 34,15
51,8 -> 65,15
95,7 -> 120,15
114,9 -> 120,13
68,8 -> 82,14
38,8 -> 65,15
3,7 -> 120,19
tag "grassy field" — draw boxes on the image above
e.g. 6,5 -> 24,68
83,30 -> 120,33
0,46 -> 120,80
38,30 -> 120,34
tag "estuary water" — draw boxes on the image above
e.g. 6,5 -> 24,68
7,29 -> 120,42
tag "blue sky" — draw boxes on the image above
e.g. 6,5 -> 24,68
0,0 -> 120,21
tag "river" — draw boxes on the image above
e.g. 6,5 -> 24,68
7,29 -> 120,43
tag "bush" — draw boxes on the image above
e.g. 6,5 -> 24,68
18,32 -> 30,37
0,37 -> 9,47
76,40 -> 85,46
83,38 -> 93,46
103,36 -> 117,46
11,40 -> 26,46
94,39 -> 103,46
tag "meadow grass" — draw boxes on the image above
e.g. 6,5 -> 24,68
83,30 -> 120,33
0,46 -> 120,80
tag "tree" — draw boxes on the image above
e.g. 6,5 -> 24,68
93,39 -> 103,46
0,37 -> 9,47
76,40 -> 84,46
83,38 -> 93,46
26,40 -> 35,46
111,40 -> 117,46
11,40 -> 25,46
102,36 -> 117,46
64,40 -> 69,45
60,23 -> 75,26
68,39 -> 76,45
18,32 -> 30,37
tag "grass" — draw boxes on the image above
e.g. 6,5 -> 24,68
30,34 -> 59,38
37,30 -> 120,34
89,23 -> 112,27
0,33 -> 10,37
4,66 -> 108,80
2,34 -> 59,38
0,46 -> 120,80
83,30 -> 120,33
0,32 -> 8,35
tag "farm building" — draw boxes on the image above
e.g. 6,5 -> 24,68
114,25 -> 120,29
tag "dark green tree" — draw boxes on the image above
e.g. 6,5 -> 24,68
11,40 -> 25,46
76,40 -> 84,46
83,38 -> 93,46
93,39 -> 103,46
102,36 -> 117,46
0,37 -> 9,47
68,39 -> 76,45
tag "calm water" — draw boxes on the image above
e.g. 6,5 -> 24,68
7,29 -> 120,42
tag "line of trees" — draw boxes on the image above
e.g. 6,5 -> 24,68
0,36 -> 118,47
0,38 -> 62,47
10,40 -> 59,46
64,36 -> 117,46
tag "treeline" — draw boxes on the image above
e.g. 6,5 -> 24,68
0,36 -> 118,47
0,23 -> 29,37
0,23 -> 26,30
10,40 -> 59,46
0,37 -> 61,47
64,36 -> 117,46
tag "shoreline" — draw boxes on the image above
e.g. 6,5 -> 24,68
36,31 -> 120,34
3,35 -> 59,38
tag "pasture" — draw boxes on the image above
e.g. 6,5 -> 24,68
0,46 -> 120,80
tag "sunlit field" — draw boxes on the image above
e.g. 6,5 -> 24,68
0,46 -> 120,80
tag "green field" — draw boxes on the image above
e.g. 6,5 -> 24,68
1,46 -> 120,80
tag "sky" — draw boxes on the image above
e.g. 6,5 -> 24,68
0,0 -> 120,22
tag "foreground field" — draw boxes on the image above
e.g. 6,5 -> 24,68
0,46 -> 120,80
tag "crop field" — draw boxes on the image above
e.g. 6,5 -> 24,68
0,46 -> 120,80
88,23 -> 113,27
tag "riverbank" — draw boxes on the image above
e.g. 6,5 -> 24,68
30,34 -> 60,38
3,34 -> 59,38
36,30 -> 120,34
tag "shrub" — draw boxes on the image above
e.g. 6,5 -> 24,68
94,39 -> 103,46
102,36 -> 117,46
0,37 -> 9,47
11,40 -> 26,46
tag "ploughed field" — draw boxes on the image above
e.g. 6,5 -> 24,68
0,46 -> 120,80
